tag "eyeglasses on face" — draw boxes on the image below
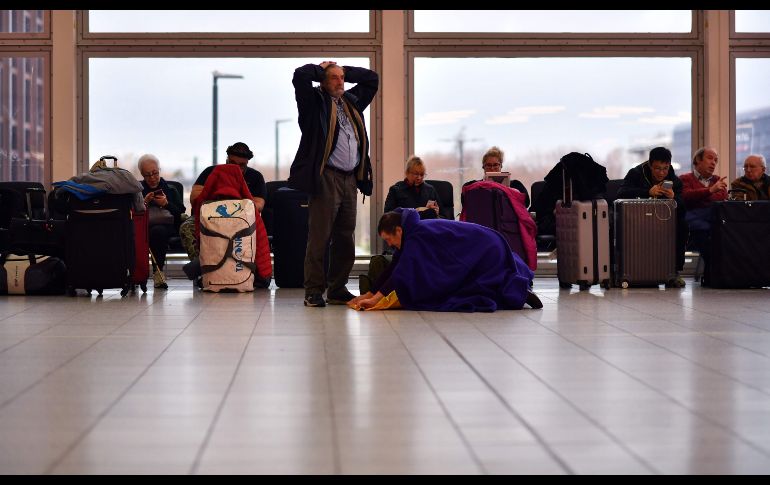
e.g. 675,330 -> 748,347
142,170 -> 160,177
483,163 -> 502,170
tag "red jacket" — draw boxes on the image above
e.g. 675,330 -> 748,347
679,172 -> 727,210
193,164 -> 272,280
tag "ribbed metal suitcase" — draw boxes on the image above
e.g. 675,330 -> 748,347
613,199 -> 677,288
556,199 -> 611,290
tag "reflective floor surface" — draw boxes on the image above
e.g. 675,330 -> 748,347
1,277 -> 769,474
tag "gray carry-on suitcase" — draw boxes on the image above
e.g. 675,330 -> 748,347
555,173 -> 611,290
613,199 -> 677,288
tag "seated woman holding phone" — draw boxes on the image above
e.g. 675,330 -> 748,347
616,146 -> 687,288
138,154 -> 185,289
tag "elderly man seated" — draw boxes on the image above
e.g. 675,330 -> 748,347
731,154 -> 770,200
678,146 -> 728,268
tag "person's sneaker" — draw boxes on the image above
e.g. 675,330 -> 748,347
666,275 -> 686,288
525,290 -> 543,309
304,293 -> 326,307
326,288 -> 355,305
153,271 -> 168,289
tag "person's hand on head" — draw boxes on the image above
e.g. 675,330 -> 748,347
319,61 -> 337,69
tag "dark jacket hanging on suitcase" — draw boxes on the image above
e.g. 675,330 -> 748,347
704,200 -> 770,288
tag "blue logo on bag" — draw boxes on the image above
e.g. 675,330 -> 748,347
215,202 -> 243,218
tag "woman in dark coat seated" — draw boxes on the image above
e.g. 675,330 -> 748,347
138,154 -> 185,289
350,208 -> 543,312
384,155 -> 441,218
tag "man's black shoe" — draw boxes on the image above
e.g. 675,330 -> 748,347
304,293 -> 326,307
326,288 -> 355,305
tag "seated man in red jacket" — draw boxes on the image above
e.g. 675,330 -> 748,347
679,146 -> 728,266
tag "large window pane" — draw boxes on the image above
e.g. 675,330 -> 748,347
89,10 -> 370,33
0,10 -> 44,33
89,57 -> 372,254
414,57 -> 691,211
735,10 -> 770,33
735,58 -> 770,178
414,10 -> 691,33
0,55 -> 46,182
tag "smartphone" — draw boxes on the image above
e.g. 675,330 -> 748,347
661,180 -> 673,190
153,189 -> 164,196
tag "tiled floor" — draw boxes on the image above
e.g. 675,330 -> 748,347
1,277 -> 769,474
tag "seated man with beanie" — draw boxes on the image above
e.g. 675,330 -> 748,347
617,146 -> 688,288
180,142 -> 266,261
180,142 -> 269,288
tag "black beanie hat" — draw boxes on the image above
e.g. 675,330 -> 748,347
226,142 -> 254,160
648,146 -> 672,164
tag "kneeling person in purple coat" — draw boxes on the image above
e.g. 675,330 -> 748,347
350,208 -> 543,312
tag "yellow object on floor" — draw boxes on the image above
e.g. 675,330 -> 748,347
350,290 -> 402,311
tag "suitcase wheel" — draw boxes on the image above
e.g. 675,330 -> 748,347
140,283 -> 147,293
578,281 -> 591,291
558,281 -> 572,289
120,287 -> 129,297
620,280 -> 629,289
600,279 -> 611,290
86,288 -> 92,295
97,289 -> 103,296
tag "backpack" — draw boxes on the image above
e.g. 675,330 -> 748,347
359,254 -> 393,295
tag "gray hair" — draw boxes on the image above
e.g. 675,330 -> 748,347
691,146 -> 716,167
745,154 -> 767,169
137,153 -> 160,173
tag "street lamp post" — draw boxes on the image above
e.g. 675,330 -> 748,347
275,118 -> 292,180
212,71 -> 244,165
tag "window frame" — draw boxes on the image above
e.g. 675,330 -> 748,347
0,10 -> 49,41
76,10 -> 383,255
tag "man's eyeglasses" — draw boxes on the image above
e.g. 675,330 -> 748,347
142,170 -> 160,177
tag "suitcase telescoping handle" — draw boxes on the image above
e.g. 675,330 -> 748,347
24,187 -> 49,221
99,155 -> 119,167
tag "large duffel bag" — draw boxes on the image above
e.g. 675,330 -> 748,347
0,253 -> 66,295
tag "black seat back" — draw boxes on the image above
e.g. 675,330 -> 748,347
425,179 -> 454,220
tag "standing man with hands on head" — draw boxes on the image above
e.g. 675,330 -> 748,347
288,59 -> 379,307
679,146 -> 728,269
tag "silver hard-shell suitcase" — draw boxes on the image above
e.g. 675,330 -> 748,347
556,198 -> 611,290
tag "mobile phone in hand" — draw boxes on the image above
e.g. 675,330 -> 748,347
154,189 -> 164,196
661,180 -> 673,191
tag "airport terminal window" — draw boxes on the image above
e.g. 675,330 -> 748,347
0,55 -> 46,183
0,10 -> 45,33
413,56 -> 692,212
88,56 -> 372,254
413,10 -> 692,33
735,58 -> 770,178
87,10 -> 370,33
734,11 -> 770,32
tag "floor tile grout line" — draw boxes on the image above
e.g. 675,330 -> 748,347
189,297 -> 269,475
385,312 -> 488,475
592,293 -> 770,388
468,315 -> 661,475
42,301 -> 206,474
530,301 -> 770,461
0,300 -> 159,410
425,317 -> 575,475
644,291 -> 770,356
321,316 -> 343,475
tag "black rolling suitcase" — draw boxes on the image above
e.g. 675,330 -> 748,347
704,200 -> 770,288
272,188 -> 310,288
64,194 -> 135,296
